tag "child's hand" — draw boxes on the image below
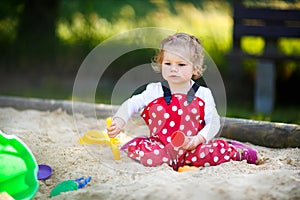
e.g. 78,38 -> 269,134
107,117 -> 124,138
182,135 -> 205,150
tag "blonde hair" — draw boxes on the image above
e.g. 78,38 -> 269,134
152,32 -> 206,80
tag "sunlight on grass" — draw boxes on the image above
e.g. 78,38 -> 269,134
56,1 -> 233,67
279,38 -> 300,55
241,37 -> 265,55
57,12 -> 114,45
54,0 -> 299,70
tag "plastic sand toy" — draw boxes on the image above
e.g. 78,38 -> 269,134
37,164 -> 53,180
0,131 -> 39,200
50,176 -> 91,197
178,165 -> 198,172
171,131 -> 186,148
78,117 -> 120,160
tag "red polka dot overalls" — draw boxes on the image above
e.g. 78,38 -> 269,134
123,82 -> 239,170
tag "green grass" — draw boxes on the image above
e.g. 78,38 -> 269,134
226,105 -> 300,125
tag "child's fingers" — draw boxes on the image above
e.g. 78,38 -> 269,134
108,131 -> 118,138
107,122 -> 117,133
107,130 -> 118,138
107,122 -> 121,138
107,121 -> 116,129
182,137 -> 196,150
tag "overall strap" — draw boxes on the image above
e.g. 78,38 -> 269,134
187,82 -> 200,104
162,81 -> 172,105
161,81 -> 200,104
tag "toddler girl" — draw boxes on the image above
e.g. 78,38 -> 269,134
107,32 -> 258,171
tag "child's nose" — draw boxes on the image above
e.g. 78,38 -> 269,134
170,64 -> 178,72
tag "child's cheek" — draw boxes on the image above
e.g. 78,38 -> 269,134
182,70 -> 193,79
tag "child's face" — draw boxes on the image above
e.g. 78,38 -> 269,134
162,51 -> 195,86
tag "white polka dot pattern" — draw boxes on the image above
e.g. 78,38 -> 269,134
140,95 -> 205,145
124,94 -> 237,168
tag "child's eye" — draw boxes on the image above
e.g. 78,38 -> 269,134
164,62 -> 171,65
178,63 -> 186,67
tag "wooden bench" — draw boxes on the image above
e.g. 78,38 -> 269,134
227,1 -> 300,113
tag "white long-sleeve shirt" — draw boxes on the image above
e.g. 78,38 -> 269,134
114,82 -> 220,141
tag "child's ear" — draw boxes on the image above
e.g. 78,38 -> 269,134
192,68 -> 198,76
192,68 -> 201,79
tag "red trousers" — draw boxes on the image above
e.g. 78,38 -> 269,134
126,137 -> 239,170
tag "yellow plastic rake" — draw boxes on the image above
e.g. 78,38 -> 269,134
78,118 -> 120,160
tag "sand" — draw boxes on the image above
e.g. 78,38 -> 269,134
0,107 -> 299,200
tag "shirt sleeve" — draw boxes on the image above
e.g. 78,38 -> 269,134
113,82 -> 163,123
196,87 -> 221,141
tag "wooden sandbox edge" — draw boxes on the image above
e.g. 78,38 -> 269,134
0,95 -> 299,148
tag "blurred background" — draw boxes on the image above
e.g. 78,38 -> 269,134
0,0 -> 299,124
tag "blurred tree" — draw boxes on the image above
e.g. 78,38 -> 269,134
14,0 -> 59,68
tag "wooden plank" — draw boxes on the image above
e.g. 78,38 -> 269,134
0,95 -> 299,148
234,25 -> 300,38
234,6 -> 300,21
0,95 -> 119,118
221,117 -> 300,148
226,51 -> 300,61
233,5 -> 300,39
